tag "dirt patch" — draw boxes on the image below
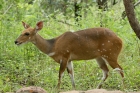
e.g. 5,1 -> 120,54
16,86 -> 47,93
85,89 -> 123,93
60,89 -> 140,93
60,89 -> 123,93
6,86 -> 140,93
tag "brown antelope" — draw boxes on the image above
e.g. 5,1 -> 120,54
15,21 -> 124,89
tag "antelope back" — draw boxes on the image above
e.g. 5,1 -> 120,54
50,28 -> 122,60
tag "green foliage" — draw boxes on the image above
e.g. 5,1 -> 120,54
0,0 -> 140,93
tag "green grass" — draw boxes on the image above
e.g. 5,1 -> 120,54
0,1 -> 140,93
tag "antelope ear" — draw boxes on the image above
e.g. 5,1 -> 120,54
35,21 -> 43,31
22,21 -> 30,29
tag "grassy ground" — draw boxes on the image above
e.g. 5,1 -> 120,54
0,1 -> 140,93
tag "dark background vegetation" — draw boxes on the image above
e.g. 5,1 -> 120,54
0,0 -> 140,93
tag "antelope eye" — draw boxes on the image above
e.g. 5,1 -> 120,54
24,32 -> 30,36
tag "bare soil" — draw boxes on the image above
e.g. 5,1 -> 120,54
60,89 -> 140,93
6,86 -> 140,93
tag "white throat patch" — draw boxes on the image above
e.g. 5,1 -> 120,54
48,52 -> 55,57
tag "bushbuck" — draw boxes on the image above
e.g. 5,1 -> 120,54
15,21 -> 124,89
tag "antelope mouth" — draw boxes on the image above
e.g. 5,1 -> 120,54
16,42 -> 22,45
15,41 -> 22,45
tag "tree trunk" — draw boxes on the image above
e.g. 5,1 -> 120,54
112,0 -> 117,5
74,1 -> 82,22
123,0 -> 140,39
97,0 -> 107,10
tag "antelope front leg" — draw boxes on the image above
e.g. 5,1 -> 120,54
57,59 -> 68,89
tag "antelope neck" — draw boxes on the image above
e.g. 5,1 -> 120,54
32,34 -> 55,55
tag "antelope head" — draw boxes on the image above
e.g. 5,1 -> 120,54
15,21 -> 43,45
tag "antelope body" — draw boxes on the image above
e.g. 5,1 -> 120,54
15,21 -> 124,89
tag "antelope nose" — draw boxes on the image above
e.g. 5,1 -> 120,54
15,41 -> 18,44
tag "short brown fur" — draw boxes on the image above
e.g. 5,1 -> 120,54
15,21 -> 124,89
